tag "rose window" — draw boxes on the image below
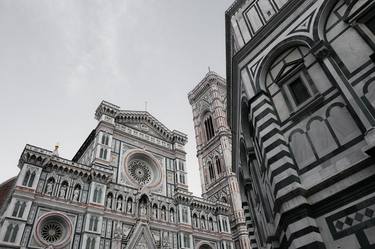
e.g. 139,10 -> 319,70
128,159 -> 152,185
35,212 -> 72,248
41,221 -> 63,243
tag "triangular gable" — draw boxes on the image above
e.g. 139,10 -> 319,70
116,111 -> 174,142
126,222 -> 157,249
274,59 -> 304,83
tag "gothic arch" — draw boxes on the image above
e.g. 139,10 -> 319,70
255,36 -> 314,92
195,241 -> 214,249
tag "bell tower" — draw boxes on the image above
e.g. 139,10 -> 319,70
188,71 -> 251,249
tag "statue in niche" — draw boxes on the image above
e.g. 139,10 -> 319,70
106,195 -> 112,208
127,200 -> 132,213
46,181 -> 53,195
73,188 -> 80,201
59,185 -> 67,198
170,212 -> 174,223
140,202 -> 147,217
117,199 -> 122,211
152,206 -> 157,219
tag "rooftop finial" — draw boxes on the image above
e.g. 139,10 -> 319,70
53,143 -> 60,157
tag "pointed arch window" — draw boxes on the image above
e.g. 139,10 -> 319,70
204,115 -> 215,141
101,133 -> 109,146
208,162 -> 215,181
12,201 -> 26,218
215,156 -> 222,175
22,170 -> 36,187
99,148 -> 107,160
86,237 -> 96,249
3,224 -> 18,243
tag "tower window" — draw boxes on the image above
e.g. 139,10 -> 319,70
288,78 -> 311,106
208,162 -> 215,181
204,116 -> 215,141
215,156 -> 222,175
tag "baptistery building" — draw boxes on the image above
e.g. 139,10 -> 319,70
0,101 -> 233,249
226,0 -> 375,248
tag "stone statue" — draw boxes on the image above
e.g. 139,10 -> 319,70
114,222 -> 122,239
73,188 -> 80,201
170,212 -> 174,222
140,202 -> 147,216
46,182 -> 53,195
152,207 -> 157,219
106,196 -> 112,208
161,209 -> 166,220
127,201 -> 132,213
117,200 -> 122,211
60,187 -> 66,198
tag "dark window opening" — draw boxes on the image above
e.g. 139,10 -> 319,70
289,78 -> 311,106
365,17 -> 375,34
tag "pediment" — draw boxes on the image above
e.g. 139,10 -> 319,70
274,59 -> 304,83
115,111 -> 173,142
126,222 -> 157,249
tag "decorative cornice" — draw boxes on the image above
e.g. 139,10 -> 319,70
188,71 -> 226,104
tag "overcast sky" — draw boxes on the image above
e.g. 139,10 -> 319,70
0,0 -> 232,196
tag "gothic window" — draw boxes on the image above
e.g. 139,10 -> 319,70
183,234 -> 190,248
209,217 -> 214,231
89,216 -> 99,231
101,133 -> 109,146
204,115 -> 215,141
3,224 -> 18,243
289,130 -> 316,169
223,218 -> 229,232
215,156 -> 222,175
327,105 -> 361,145
152,204 -> 158,219
208,162 -> 215,181
179,174 -> 186,184
22,170 -> 30,186
22,170 -> 36,187
307,118 -> 338,158
99,148 -> 107,160
12,201 -> 26,218
86,237 -> 96,249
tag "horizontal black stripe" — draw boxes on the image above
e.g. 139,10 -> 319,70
273,175 -> 301,197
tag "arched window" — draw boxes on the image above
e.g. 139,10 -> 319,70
12,202 -> 20,217
93,187 -> 102,203
208,162 -> 215,181
307,118 -> 337,158
289,130 -> 316,169
28,171 -> 36,187
99,148 -> 107,160
152,204 -> 158,219
204,115 -> 215,141
192,213 -> 198,228
86,237 -> 96,249
209,217 -> 214,231
4,224 -> 18,243
101,133 -> 109,145
215,156 -> 222,175
22,170 -> 30,186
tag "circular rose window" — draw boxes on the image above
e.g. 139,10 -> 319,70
128,159 -> 152,185
124,150 -> 162,189
35,212 -> 72,248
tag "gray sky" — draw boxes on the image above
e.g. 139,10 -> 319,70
0,0 -> 232,196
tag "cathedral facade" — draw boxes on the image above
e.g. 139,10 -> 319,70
226,0 -> 375,248
0,101 -> 234,249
